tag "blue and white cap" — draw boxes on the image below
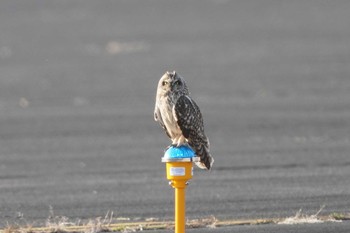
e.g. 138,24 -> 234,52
162,145 -> 200,162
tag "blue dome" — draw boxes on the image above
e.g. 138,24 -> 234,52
164,145 -> 196,159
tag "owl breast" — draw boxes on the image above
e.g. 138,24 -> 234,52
158,97 -> 182,139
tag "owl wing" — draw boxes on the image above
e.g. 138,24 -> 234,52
174,95 -> 213,170
173,95 -> 203,139
154,104 -> 171,138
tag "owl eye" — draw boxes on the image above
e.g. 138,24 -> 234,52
162,81 -> 168,86
174,80 -> 181,86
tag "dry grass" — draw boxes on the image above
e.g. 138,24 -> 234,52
0,216 -> 264,233
278,206 -> 342,225
1,208 -> 348,233
330,212 -> 350,221
186,216 -> 218,229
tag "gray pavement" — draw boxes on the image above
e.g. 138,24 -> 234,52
154,221 -> 350,233
0,0 -> 350,232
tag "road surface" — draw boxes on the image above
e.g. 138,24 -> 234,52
0,0 -> 349,231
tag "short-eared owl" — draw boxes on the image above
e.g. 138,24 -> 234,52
154,71 -> 214,170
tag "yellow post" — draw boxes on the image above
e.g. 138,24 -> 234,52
162,146 -> 199,233
174,181 -> 186,233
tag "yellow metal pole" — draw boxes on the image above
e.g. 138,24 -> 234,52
174,181 -> 186,233
162,146 -> 199,233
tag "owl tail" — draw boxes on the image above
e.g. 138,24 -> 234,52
193,143 -> 214,170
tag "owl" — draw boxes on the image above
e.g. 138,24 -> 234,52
154,71 -> 214,170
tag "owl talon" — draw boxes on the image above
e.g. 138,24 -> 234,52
172,143 -> 190,148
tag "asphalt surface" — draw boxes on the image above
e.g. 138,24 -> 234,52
0,0 -> 350,232
154,221 -> 350,233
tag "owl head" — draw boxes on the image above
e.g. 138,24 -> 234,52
157,71 -> 189,96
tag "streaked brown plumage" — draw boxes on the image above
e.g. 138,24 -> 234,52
154,71 -> 214,170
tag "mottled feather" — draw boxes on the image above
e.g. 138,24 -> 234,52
154,71 -> 214,170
